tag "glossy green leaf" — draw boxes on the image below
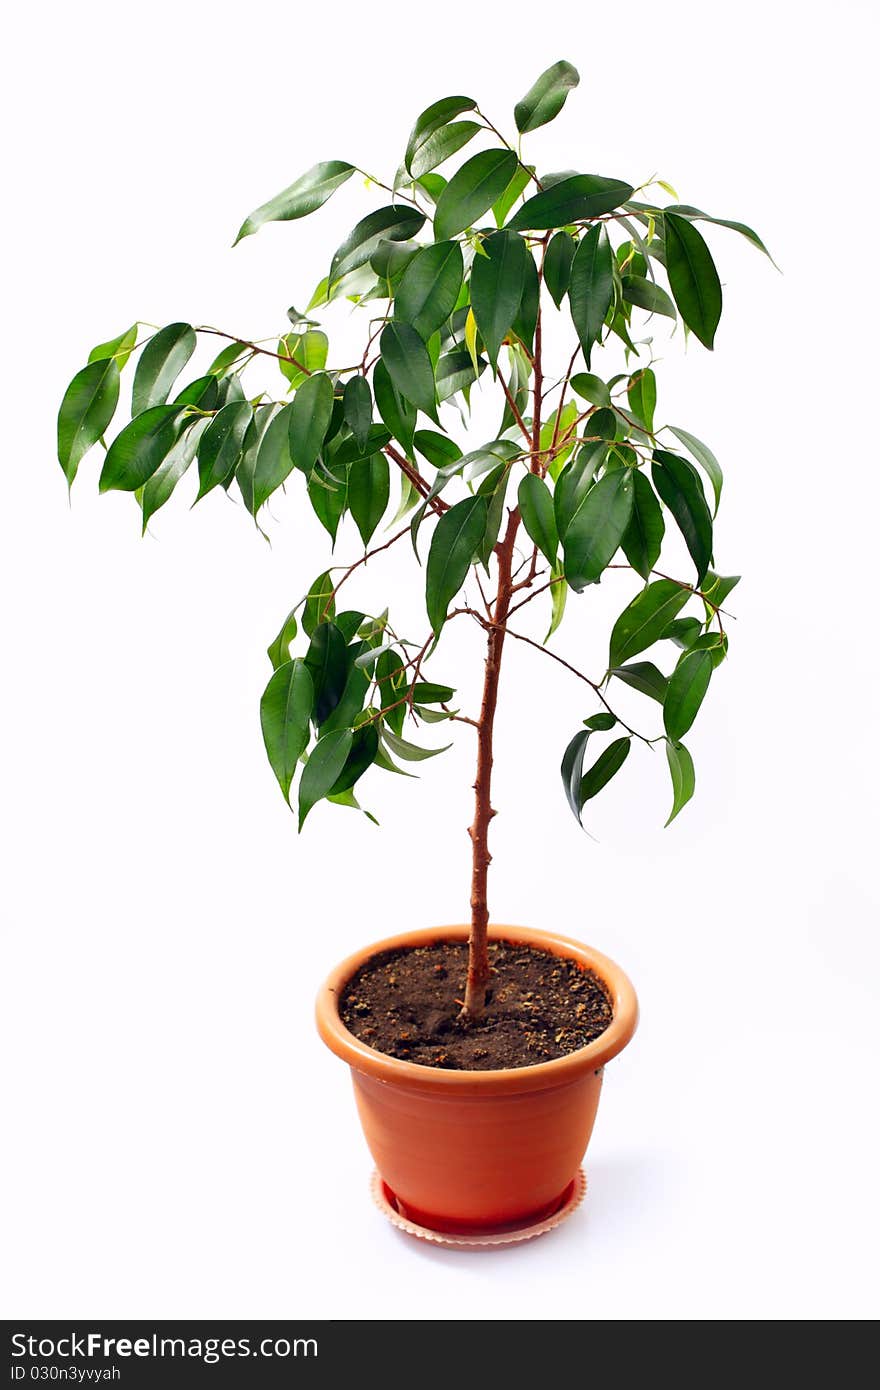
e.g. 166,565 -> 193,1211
329,725 -> 379,794
507,175 -> 634,231
611,661 -> 668,703
476,462 -> 512,564
563,468 -> 633,591
667,425 -> 723,514
260,658 -> 314,804
664,212 -> 722,349
652,449 -> 713,583
380,321 -> 437,419
408,120 -> 481,179
395,241 -> 464,341
375,648 -> 408,734
373,359 -> 416,453
307,460 -> 348,543
304,621 -> 348,725
470,230 -> 528,366
544,231 -> 576,307
289,372 -> 334,473
492,164 -> 533,227
267,609 -> 298,671
414,430 -> 462,470
568,225 -> 612,368
302,572 -> 336,636
332,425 -> 390,467
131,323 -> 196,416
609,579 -> 692,667
627,368 -> 657,432
140,420 -> 205,531
689,631 -> 728,667
665,739 -> 695,826
298,729 -> 354,830
664,203 -> 777,266
436,348 -> 485,402
664,648 -> 713,739
412,682 -> 455,704
195,401 -> 252,500
57,357 -> 120,486
570,373 -> 611,408
235,161 -> 355,244
99,405 -> 183,493
580,736 -> 631,802
560,728 -> 594,824
622,275 -> 676,320
546,562 -> 568,642
663,617 -> 702,650
330,206 -> 425,286
88,324 -> 138,372
171,375 -> 217,411
206,341 -> 249,376
348,453 -> 390,546
620,470 -> 664,579
425,495 -> 488,636
702,571 -> 740,610
554,440 -> 607,538
252,403 -> 296,512
234,406 -> 277,515
515,60 -> 580,134
320,649 -> 371,735
518,473 -> 558,566
383,728 -> 451,762
405,96 -> 477,174
278,330 -> 328,388
341,376 -> 372,453
584,712 -> 617,731
511,251 -> 539,353
433,149 -> 519,240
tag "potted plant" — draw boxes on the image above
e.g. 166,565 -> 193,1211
56,60 -> 770,1239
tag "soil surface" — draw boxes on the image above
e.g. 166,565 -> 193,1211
339,940 -> 612,1070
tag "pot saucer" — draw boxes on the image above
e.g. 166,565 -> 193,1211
370,1168 -> 587,1248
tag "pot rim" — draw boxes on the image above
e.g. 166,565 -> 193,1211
315,923 -> 638,1096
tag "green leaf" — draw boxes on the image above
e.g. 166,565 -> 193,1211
518,473 -> 558,566
234,406 -> 277,515
408,120 -> 481,179
405,96 -> 476,174
140,419 -> 206,532
544,232 -> 576,308
307,460 -> 348,543
289,372 -> 334,473
436,348 -> 485,402
303,572 -> 335,637
298,730 -> 354,830
580,737 -> 631,802
57,358 -> 120,486
627,369 -> 657,433
609,579 -> 692,667
373,358 -> 416,453
235,161 -> 355,244
610,661 -> 668,703
702,571 -> 740,610
688,631 -> 729,667
663,203 -> 777,266
433,149 -> 519,240
195,401 -> 252,500
622,275 -> 677,320
379,322 -> 437,419
131,323 -> 196,416
652,449 -> 713,583
664,212 -> 722,349
395,241 -> 464,341
342,376 -> 373,453
332,424 -> 390,467
620,470 -> 664,579
514,60 -> 580,134
252,403 -> 296,512
570,373 -> 611,408
412,682 -> 455,704
371,238 -> 420,282
663,617 -> 702,650
171,375 -> 219,410
207,341 -> 250,376
507,175 -> 634,231
511,250 -> 539,353
665,739 -> 695,826
477,463 -> 513,565
348,453 -> 390,546
584,712 -> 617,731
278,330 -> 328,389
304,621 -> 348,725
667,425 -> 723,514
664,648 -> 713,739
470,230 -> 528,366
569,225 -> 613,368
560,728 -> 593,824
330,206 -> 425,286
88,324 -> 138,372
99,405 -> 183,493
562,469 -> 633,592
375,648 -> 408,734
554,440 -> 606,537
320,650 -> 371,735
260,658 -> 314,804
492,164 -> 533,228
414,430 -> 462,470
329,725 -> 379,794
545,561 -> 568,642
425,495 -> 488,636
383,728 -> 451,762
267,609 -> 299,671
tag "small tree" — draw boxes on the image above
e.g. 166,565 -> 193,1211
57,61 -> 770,1020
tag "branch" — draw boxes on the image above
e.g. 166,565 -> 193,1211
195,326 -> 311,378
499,374 -> 532,445
384,443 -> 448,515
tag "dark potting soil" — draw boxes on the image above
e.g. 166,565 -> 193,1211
339,940 -> 613,1070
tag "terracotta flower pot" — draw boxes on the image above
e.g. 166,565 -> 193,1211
316,923 -> 638,1234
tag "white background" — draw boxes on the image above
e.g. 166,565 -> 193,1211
3,0 -> 878,1321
